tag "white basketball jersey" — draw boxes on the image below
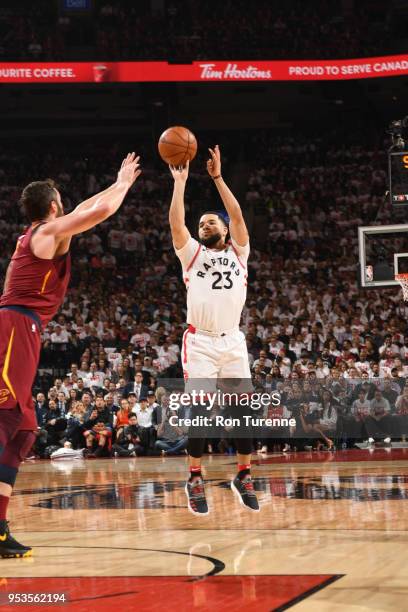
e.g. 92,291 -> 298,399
175,236 -> 249,333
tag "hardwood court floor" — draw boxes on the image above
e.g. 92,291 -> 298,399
1,449 -> 408,611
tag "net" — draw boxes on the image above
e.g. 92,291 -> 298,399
395,273 -> 408,301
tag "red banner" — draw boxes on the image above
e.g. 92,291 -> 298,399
0,55 -> 407,83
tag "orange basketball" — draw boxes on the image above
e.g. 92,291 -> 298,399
158,126 -> 197,166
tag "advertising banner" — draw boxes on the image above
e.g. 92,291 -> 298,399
0,55 -> 407,83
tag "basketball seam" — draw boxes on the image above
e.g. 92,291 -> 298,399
164,150 -> 189,161
159,139 -> 188,149
161,128 -> 189,146
158,127 -> 196,164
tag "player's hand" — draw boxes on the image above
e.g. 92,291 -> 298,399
206,144 -> 221,178
169,160 -> 189,184
117,152 -> 142,187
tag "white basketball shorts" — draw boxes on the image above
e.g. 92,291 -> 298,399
181,325 -> 251,380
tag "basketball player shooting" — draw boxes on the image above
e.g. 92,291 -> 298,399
0,152 -> 141,557
169,145 -> 259,515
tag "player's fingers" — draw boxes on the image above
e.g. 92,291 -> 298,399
185,159 -> 190,170
208,148 -> 215,157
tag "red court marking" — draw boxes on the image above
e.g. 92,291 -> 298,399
253,448 -> 408,466
0,575 -> 339,611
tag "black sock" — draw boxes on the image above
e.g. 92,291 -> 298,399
237,465 -> 251,480
189,467 -> 202,481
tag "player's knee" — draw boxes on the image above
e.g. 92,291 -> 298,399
0,431 -> 36,470
235,438 -> 253,455
16,431 -> 36,462
187,438 -> 206,458
0,463 -> 18,486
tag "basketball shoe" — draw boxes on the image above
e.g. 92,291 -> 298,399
231,475 -> 260,512
0,521 -> 32,558
185,477 -> 209,515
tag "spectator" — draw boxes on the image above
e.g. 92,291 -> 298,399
104,392 -> 120,414
56,391 -> 69,417
154,408 -> 187,456
112,414 -> 144,457
114,398 -> 132,440
51,325 -> 69,344
35,393 -> 48,426
134,396 -> 155,453
123,371 -> 148,400
365,390 -> 393,446
83,396 -> 113,457
66,401 -> 86,448
394,387 -> 408,441
45,399 -> 67,446
346,389 -> 371,440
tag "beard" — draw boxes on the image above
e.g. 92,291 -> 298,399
200,232 -> 223,247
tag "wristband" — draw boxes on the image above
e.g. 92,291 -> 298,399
212,175 -> 222,181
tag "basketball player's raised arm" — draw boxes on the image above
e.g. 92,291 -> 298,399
43,153 -> 141,239
169,162 -> 191,250
207,145 -> 249,247
70,181 -> 122,214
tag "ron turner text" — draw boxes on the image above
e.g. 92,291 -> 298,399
168,415 -> 296,428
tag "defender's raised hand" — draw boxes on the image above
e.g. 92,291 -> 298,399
117,152 -> 142,187
169,160 -> 189,184
206,144 -> 221,178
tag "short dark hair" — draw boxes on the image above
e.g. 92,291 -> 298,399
20,179 -> 58,222
200,211 -> 229,228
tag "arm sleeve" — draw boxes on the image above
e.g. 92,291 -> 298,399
174,236 -> 200,270
230,237 -> 250,262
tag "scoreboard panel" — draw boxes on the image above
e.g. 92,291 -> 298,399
390,151 -> 408,205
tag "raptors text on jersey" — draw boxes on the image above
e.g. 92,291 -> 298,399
175,236 -> 249,333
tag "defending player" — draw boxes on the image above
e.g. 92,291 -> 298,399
0,152 -> 141,557
169,145 -> 259,515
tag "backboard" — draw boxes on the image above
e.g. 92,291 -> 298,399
358,224 -> 408,288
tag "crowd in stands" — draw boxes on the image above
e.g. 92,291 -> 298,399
1,130 -> 408,458
0,0 -> 398,62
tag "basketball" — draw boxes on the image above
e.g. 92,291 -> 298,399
158,125 -> 197,165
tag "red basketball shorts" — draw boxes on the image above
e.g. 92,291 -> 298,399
0,308 -> 41,430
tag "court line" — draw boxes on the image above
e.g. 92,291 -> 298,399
37,545 -> 225,578
274,574 -> 344,611
69,591 -> 139,604
20,528 -> 408,533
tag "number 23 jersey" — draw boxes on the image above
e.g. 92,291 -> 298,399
175,236 -> 249,333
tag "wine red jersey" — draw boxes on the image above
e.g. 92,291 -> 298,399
0,224 -> 71,326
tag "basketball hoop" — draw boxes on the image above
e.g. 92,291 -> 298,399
395,273 -> 408,301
